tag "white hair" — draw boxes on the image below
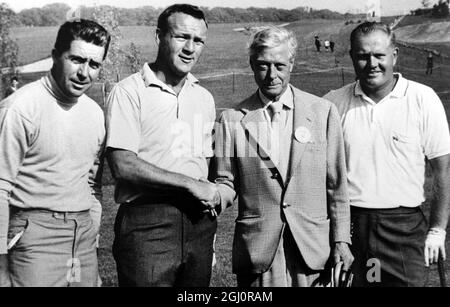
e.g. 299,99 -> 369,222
248,25 -> 298,60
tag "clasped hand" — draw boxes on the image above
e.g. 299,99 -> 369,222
191,178 -> 221,217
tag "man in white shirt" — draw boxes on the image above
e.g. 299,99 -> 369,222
324,21 -> 450,287
106,4 -> 219,287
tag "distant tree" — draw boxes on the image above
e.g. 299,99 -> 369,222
14,4 -> 356,27
41,3 -> 71,26
19,8 -> 44,26
126,43 -> 143,74
142,7 -> 160,26
18,3 -> 70,26
93,6 -> 123,83
432,0 -> 449,17
0,3 -> 19,97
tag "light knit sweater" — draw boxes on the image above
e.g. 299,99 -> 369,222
0,73 -> 105,254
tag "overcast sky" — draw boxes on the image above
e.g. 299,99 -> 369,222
1,0 -> 439,16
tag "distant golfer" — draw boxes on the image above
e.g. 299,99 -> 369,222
0,19 -> 110,287
330,40 -> 335,53
315,35 -> 321,52
324,21 -> 450,287
426,52 -> 434,75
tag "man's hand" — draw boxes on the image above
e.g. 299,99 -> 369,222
198,178 -> 221,217
425,228 -> 446,267
332,242 -> 354,286
188,179 -> 221,216
0,254 -> 11,287
333,242 -> 354,270
188,178 -> 218,203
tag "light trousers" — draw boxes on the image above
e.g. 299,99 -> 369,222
8,208 -> 98,287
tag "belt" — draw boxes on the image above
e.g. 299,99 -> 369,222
10,207 -> 90,220
351,206 -> 421,214
126,193 -> 197,207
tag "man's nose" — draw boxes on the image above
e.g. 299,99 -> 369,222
267,64 -> 277,80
183,39 -> 195,53
367,55 -> 378,68
77,62 -> 89,79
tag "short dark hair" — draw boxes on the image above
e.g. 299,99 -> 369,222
54,19 -> 111,60
157,4 -> 207,34
350,21 -> 396,52
11,76 -> 18,82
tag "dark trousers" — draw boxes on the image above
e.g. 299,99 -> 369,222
112,196 -> 217,287
350,206 -> 428,287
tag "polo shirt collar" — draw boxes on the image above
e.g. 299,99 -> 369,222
354,73 -> 407,101
140,62 -> 199,89
258,85 -> 294,110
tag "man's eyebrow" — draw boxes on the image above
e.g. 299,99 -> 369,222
69,55 -> 102,64
90,59 -> 102,66
68,55 -> 87,61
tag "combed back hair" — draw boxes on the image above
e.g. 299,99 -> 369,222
157,4 -> 208,34
350,21 -> 396,51
248,26 -> 298,60
54,19 -> 111,60
11,76 -> 18,82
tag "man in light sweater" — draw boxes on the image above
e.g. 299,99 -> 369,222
0,19 -> 110,287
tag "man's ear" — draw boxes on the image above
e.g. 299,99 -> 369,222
51,49 -> 58,61
393,47 -> 399,66
290,58 -> 295,72
155,28 -> 162,47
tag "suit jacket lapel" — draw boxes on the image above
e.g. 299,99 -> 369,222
287,89 -> 313,184
240,93 -> 284,185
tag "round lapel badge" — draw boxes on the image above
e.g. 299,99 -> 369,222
295,127 -> 311,144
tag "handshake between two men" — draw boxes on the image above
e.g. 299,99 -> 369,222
191,178 -> 221,218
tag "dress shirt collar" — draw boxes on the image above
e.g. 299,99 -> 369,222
258,85 -> 294,111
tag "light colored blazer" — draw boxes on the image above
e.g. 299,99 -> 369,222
212,85 -> 351,274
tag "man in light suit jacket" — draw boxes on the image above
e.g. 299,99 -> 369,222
211,26 -> 354,287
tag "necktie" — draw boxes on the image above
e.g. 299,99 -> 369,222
269,101 -> 283,129
268,101 -> 283,168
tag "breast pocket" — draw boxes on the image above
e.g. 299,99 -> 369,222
391,131 -> 422,155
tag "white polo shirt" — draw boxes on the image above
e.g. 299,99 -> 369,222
106,63 -> 216,204
324,74 -> 450,209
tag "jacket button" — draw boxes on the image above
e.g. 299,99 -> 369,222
282,202 -> 290,208
271,173 -> 279,179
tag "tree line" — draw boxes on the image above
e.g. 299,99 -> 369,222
3,3 -> 358,27
412,0 -> 449,18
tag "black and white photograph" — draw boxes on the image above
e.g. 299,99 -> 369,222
0,0 -> 449,291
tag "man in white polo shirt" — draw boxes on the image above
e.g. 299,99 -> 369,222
324,21 -> 450,287
106,4 -> 219,287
